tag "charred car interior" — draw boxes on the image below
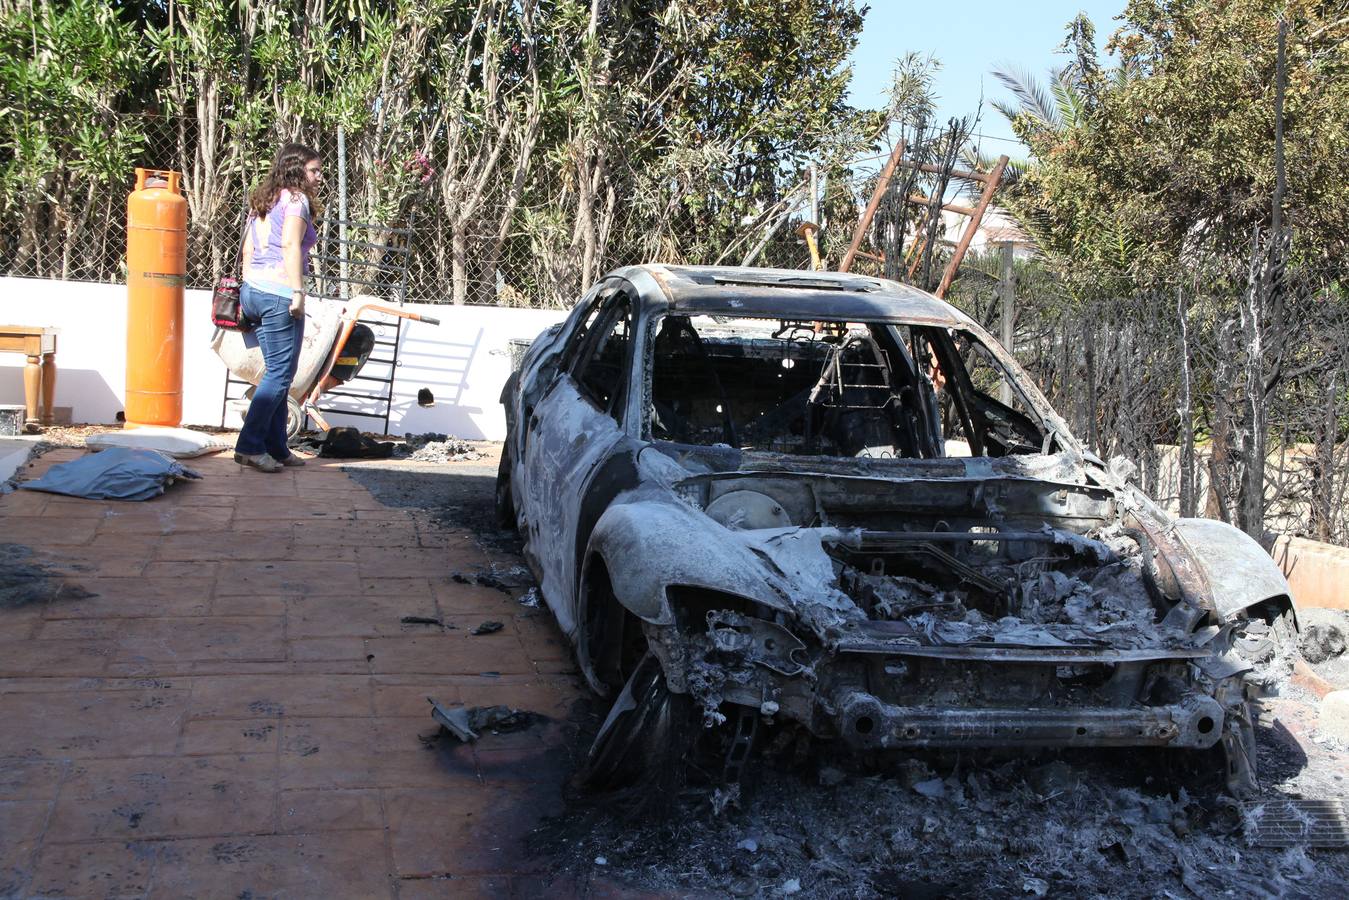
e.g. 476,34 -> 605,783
497,264 -> 1297,799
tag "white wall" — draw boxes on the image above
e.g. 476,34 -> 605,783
0,276 -> 568,440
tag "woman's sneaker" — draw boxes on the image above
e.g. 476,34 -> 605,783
234,451 -> 283,473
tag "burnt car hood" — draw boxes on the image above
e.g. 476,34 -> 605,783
586,445 -> 1221,662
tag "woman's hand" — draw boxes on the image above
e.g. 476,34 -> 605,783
290,291 -> 305,318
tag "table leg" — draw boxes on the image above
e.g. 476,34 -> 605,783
23,353 -> 40,433
41,351 -> 56,425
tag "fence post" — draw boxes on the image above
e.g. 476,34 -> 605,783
809,164 -> 819,226
998,240 -> 1015,405
337,126 -> 349,299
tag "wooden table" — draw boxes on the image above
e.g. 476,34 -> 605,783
0,325 -> 58,432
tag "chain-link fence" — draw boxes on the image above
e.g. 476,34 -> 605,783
0,114 -> 731,308
0,114 -> 980,309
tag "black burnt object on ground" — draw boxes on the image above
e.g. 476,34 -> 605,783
0,543 -> 95,608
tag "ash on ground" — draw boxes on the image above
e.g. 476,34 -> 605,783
533,734 -> 1347,899
392,432 -> 484,462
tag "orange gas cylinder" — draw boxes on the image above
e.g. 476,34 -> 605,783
125,168 -> 188,427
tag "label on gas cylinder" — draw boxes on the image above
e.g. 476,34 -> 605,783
140,272 -> 185,286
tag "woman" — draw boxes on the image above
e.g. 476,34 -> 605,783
236,142 -> 323,472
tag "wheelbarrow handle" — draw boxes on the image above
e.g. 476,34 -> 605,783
418,315 -> 441,326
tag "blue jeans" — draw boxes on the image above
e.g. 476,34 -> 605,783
237,283 -> 304,458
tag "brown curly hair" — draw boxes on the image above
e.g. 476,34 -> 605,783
249,142 -> 323,218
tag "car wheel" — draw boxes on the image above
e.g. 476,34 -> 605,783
494,451 -> 516,531
577,652 -> 693,795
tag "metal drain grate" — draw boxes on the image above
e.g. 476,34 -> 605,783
1244,799 -> 1349,848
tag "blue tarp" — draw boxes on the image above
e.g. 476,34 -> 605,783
18,448 -> 201,501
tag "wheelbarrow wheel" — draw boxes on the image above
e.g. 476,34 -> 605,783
286,397 -> 304,439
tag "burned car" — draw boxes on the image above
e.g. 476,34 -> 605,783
497,264 -> 1296,795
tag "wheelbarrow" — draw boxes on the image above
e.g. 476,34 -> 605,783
212,295 -> 440,438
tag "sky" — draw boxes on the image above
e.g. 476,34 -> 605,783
847,1 -> 1126,161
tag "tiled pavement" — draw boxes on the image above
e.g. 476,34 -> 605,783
0,448 -> 587,899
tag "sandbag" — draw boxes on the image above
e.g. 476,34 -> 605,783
18,448 -> 201,501
86,427 -> 230,459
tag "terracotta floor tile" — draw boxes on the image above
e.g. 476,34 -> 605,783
239,496 -> 362,520
158,530 -> 295,562
293,521 -> 419,548
60,556 -> 149,579
185,660 -> 374,677
186,476 -> 297,497
97,504 -> 234,535
360,577 -> 438,602
0,639 -> 112,678
277,787 -> 384,834
42,577 -> 214,619
287,591 -> 439,639
26,838 -> 157,899
40,495 -> 126,517
0,687 -> 190,758
148,488 -> 237,508
180,718 -> 280,756
516,630 -> 571,664
48,754 -> 277,840
373,683 -> 463,719
384,783 -> 563,877
279,718 -> 381,790
0,675 -> 183,695
32,617 -> 121,641
0,515 -> 99,545
213,560 -> 361,596
140,560 -> 221,580
0,798 -> 49,897
357,546 -> 466,580
290,542 -> 361,563
112,616 -> 286,665
145,831 -> 393,900
209,593 -> 289,616
286,637 -> 371,670
395,874 -> 512,899
0,490 -> 50,516
353,508 -> 419,522
76,531 -> 162,553
364,635 -> 534,677
430,582 -> 522,616
0,604 -> 46,641
188,674 -> 372,719
286,593 -> 442,639
0,758 -> 68,801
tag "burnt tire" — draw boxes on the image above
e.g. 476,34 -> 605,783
576,653 -> 693,795
494,451 -> 516,531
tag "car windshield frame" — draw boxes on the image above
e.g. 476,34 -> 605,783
638,308 -> 1069,460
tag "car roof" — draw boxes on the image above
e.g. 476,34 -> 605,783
613,263 -> 971,327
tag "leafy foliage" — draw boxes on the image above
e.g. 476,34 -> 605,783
0,0 -> 875,304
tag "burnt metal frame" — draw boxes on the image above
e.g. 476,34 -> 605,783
838,142 -> 1009,298
308,218 -> 415,436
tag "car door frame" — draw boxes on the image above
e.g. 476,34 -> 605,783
517,282 -> 642,637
